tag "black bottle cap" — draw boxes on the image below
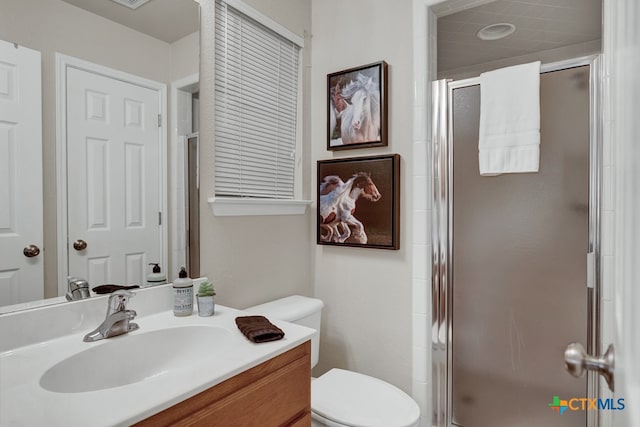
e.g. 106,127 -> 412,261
179,267 -> 188,278
149,263 -> 161,273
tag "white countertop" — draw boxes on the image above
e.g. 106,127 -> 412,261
0,305 -> 315,427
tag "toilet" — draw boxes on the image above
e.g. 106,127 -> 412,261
246,295 -> 421,427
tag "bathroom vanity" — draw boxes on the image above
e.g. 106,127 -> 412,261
137,341 -> 311,426
0,283 -> 315,426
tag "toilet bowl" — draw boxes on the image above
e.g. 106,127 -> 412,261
246,295 -> 420,427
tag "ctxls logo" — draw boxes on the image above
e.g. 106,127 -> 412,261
549,395 -> 625,414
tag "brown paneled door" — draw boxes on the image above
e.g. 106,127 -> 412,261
450,66 -> 592,426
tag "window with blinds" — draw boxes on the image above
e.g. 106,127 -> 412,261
214,0 -> 301,199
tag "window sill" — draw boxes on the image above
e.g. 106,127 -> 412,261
208,197 -> 312,217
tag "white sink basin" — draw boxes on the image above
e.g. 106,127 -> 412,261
40,325 -> 232,393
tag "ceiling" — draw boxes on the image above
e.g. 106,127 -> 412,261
61,0 -> 199,43
436,0 -> 602,72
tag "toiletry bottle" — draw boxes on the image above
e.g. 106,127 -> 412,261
146,263 -> 167,287
173,267 -> 193,316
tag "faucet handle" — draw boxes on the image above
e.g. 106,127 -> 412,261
107,289 -> 135,314
66,277 -> 90,301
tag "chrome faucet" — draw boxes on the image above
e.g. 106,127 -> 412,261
83,290 -> 139,342
66,277 -> 91,301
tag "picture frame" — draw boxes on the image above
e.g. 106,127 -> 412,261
327,61 -> 388,151
317,154 -> 400,250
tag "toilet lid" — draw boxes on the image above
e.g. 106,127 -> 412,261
312,369 -> 420,427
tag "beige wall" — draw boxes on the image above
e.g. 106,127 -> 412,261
0,0 -> 199,299
198,0 -> 313,309
310,0 -> 415,393
171,31 -> 200,82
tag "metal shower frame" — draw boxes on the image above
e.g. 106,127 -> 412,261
430,55 -> 604,427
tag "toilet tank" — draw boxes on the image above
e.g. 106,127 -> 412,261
245,295 -> 323,368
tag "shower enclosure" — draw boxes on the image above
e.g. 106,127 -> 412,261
431,56 -> 602,426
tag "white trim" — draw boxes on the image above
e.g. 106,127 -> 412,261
55,53 -> 168,296
220,0 -> 304,47
171,73 -> 200,94
609,0 -> 640,425
170,73 -> 199,281
411,2 -> 438,426
208,197 -> 311,216
294,47 -> 304,200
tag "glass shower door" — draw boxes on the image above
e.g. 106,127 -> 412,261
449,66 -> 591,426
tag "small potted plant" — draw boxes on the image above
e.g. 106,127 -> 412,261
196,281 -> 216,316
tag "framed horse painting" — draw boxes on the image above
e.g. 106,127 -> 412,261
327,61 -> 388,151
317,154 -> 400,250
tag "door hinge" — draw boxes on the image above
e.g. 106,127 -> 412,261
587,251 -> 595,288
157,114 -> 162,127
158,212 -> 162,225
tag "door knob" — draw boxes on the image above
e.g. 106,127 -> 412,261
73,239 -> 88,251
565,342 -> 614,392
23,244 -> 41,258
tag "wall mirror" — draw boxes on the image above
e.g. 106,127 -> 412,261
0,0 -> 200,313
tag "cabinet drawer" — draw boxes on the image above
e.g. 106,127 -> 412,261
137,341 -> 311,426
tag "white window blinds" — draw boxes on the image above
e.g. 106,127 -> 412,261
214,0 -> 301,199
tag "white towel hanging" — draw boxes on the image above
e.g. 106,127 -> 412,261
479,61 -> 541,176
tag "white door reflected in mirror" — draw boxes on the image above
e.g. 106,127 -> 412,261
0,40 -> 43,306
65,62 -> 164,287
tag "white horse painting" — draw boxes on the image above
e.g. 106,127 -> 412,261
328,66 -> 383,147
339,74 -> 381,144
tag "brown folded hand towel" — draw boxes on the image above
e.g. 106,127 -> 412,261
235,315 -> 285,343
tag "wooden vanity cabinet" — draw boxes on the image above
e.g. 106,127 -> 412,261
136,341 -> 311,427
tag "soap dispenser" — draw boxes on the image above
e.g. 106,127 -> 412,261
173,267 -> 193,316
146,263 -> 167,287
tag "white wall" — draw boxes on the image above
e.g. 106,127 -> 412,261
198,0 -> 313,309
598,2 -> 617,425
310,0 -> 415,393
